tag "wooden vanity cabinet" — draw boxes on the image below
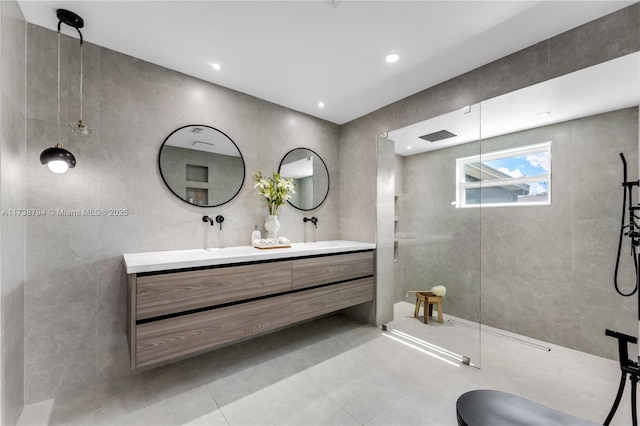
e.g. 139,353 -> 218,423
292,251 -> 374,290
291,278 -> 373,322
135,295 -> 292,367
136,262 -> 292,320
127,250 -> 374,369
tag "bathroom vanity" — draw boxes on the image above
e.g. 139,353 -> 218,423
123,240 -> 375,369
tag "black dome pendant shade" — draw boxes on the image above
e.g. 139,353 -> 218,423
40,144 -> 76,173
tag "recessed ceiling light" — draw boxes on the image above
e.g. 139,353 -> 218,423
538,111 -> 551,118
211,62 -> 221,71
318,101 -> 325,108
385,53 -> 400,63
406,145 -> 412,150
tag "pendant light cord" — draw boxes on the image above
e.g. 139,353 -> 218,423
79,40 -> 83,122
57,29 -> 61,146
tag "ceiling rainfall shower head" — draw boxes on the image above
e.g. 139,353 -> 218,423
419,130 -> 457,142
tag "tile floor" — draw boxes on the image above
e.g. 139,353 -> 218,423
17,302 -> 634,425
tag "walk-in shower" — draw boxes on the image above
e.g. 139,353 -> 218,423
380,52 -> 639,370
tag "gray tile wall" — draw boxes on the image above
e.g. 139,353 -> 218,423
24,24 -> 340,404
19,1 -> 640,406
481,108 -> 638,359
1,0 -> 26,424
399,140 -> 482,322
340,3 -> 639,349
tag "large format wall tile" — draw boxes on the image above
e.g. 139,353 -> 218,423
1,91 -> 25,329
24,302 -> 98,403
340,4 -> 639,361
549,3 -> 640,78
396,108 -> 638,360
25,20 -> 342,403
21,3 -> 640,406
1,0 -> 25,112
1,0 -> 26,424
2,314 -> 24,426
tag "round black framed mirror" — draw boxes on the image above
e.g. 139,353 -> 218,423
278,148 -> 329,211
158,125 -> 245,207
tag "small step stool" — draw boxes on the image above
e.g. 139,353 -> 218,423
414,291 -> 443,324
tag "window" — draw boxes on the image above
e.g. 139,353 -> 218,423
456,142 -> 551,208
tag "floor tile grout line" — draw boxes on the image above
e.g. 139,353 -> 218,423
204,383 -> 231,426
281,358 -> 365,426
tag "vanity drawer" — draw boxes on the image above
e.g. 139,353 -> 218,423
291,277 -> 374,322
136,261 -> 292,320
292,251 -> 373,290
136,294 -> 292,368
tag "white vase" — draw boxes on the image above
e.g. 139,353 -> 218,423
264,215 -> 280,239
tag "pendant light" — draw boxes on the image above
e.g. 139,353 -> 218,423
39,9 -> 85,173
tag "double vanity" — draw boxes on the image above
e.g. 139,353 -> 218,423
136,125 -> 370,369
124,240 -> 375,369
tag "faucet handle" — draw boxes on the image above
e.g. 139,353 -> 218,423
215,215 -> 224,230
203,215 -> 224,230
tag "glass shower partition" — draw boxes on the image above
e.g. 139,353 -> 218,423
378,52 -> 639,376
381,104 -> 483,368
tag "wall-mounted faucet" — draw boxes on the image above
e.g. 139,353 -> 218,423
304,216 -> 318,228
203,215 -> 225,230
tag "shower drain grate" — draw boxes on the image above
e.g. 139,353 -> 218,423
448,319 -> 551,352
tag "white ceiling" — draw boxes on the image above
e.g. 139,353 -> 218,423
389,52 -> 640,156
18,1 -> 636,125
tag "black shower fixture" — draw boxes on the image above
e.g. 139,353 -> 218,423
605,152 -> 640,426
419,130 -> 457,142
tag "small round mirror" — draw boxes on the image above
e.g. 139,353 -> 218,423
158,125 -> 245,207
279,148 -> 329,211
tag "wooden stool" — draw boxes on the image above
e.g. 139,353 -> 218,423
414,291 -> 443,324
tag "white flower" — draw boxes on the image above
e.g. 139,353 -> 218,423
253,171 -> 296,215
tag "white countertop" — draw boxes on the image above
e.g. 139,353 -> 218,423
123,240 -> 376,274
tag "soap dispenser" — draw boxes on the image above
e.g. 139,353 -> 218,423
251,225 -> 261,246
